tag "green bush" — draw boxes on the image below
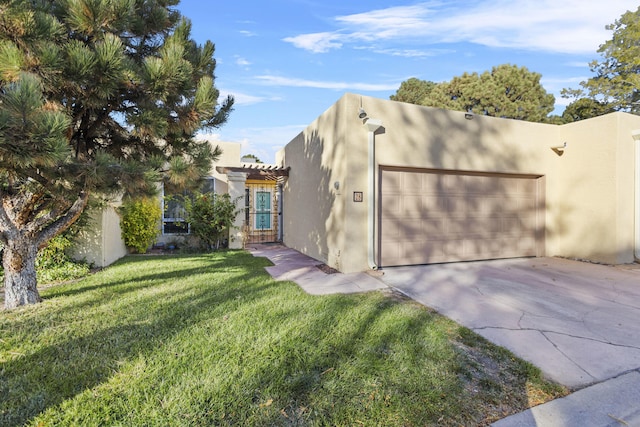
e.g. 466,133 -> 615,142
120,198 -> 161,254
34,234 -> 91,283
185,192 -> 238,250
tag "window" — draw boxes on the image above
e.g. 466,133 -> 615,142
162,178 -> 215,235
163,195 -> 189,234
254,190 -> 272,230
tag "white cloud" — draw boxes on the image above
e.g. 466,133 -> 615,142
255,75 -> 399,91
239,30 -> 257,37
283,32 -> 344,53
235,56 -> 251,67
554,97 -> 573,107
283,0 -> 638,55
364,47 -> 449,58
565,61 -> 591,68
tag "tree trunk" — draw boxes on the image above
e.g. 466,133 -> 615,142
3,238 -> 40,310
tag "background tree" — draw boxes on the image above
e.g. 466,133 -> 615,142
241,154 -> 263,163
389,77 -> 436,104
563,6 -> 640,114
391,64 -> 555,123
561,98 -> 614,123
0,0 -> 233,309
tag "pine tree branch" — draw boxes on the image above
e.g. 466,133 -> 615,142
36,190 -> 89,249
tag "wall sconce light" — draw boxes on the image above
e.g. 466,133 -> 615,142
464,112 -> 474,120
551,142 -> 567,156
358,108 -> 368,119
334,181 -> 340,190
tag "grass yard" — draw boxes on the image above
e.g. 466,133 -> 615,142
0,251 -> 567,426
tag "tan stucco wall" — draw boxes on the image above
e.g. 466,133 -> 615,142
277,102 -> 348,269
205,139 -> 242,183
552,113 -> 640,264
71,206 -> 128,267
278,93 -> 640,273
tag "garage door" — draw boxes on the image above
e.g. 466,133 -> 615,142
379,167 -> 544,266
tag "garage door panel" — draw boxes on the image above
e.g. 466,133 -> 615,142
403,173 -> 423,193
380,169 -> 543,267
401,195 -> 426,215
382,194 -> 401,215
422,218 -> 447,237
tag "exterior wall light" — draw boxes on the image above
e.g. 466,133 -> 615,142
551,142 -> 567,156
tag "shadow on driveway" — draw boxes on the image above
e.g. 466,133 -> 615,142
380,257 -> 640,389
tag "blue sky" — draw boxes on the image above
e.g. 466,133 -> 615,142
177,0 -> 639,163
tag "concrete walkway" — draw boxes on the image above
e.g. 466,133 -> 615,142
248,245 -> 640,426
247,243 -> 387,295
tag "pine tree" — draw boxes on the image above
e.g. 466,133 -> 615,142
391,65 -> 555,123
568,6 -> 640,113
0,0 -> 233,308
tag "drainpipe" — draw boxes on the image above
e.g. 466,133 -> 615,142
277,182 -> 283,242
632,130 -> 640,260
364,118 -> 383,270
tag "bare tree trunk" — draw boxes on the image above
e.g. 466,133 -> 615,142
3,238 -> 40,310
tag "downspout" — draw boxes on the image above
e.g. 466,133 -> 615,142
364,118 -> 383,270
632,130 -> 640,260
277,182 -> 283,242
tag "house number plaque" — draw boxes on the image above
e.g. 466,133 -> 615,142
353,191 -> 363,202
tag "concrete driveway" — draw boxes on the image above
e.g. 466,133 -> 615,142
380,257 -> 640,389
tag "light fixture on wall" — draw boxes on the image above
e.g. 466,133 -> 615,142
551,142 -> 567,156
358,108 -> 368,119
464,112 -> 474,120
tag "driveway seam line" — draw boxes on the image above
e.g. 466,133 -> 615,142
472,326 -> 640,351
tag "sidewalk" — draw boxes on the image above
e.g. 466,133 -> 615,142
247,243 -> 387,295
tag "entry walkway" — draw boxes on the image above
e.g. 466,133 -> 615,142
247,243 -> 387,295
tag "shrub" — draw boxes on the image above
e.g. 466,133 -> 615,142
120,198 -> 161,254
33,234 -> 91,283
185,192 -> 238,250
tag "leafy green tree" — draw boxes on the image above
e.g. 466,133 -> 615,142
185,192 -> 238,250
390,77 -> 436,104
0,0 -> 233,308
565,6 -> 640,113
392,65 -> 555,122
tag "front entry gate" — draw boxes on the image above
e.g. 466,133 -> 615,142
244,181 -> 280,244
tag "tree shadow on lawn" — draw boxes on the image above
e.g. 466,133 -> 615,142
219,294 -> 488,426
43,254 -> 244,300
0,253 -> 276,426
0,253 -> 562,426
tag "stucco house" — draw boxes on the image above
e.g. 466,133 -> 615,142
73,92 -> 640,272
274,93 -> 640,273
71,140 -> 254,266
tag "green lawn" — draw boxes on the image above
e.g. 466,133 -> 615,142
0,251 -> 566,426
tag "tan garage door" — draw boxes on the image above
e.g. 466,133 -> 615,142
379,167 -> 544,266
